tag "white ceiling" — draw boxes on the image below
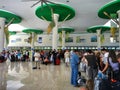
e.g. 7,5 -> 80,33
0,0 -> 112,33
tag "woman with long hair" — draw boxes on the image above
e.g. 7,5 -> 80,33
108,50 -> 119,81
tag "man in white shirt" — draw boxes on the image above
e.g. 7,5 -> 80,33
34,50 -> 41,69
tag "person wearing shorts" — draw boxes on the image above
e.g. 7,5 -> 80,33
64,50 -> 70,67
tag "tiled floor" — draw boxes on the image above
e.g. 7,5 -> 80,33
0,61 -> 82,90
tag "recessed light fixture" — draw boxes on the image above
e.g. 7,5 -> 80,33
2,5 -> 5,8
66,0 -> 69,2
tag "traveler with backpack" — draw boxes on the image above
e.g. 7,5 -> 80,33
107,50 -> 120,90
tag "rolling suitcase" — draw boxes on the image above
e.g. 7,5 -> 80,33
56,58 -> 60,65
32,66 -> 37,69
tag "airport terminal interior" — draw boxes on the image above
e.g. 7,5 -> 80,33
0,0 -> 120,90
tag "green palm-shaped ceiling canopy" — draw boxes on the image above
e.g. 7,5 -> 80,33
22,29 -> 43,34
58,27 -> 74,33
9,31 -> 16,35
0,9 -> 22,44
35,3 -> 75,22
0,9 -> 22,24
98,0 -> 120,19
87,25 -> 110,33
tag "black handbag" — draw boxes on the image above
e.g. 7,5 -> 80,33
32,66 -> 37,69
111,81 -> 120,90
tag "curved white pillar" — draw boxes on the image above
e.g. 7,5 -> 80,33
4,35 -> 7,50
97,29 -> 101,50
62,30 -> 65,49
30,32 -> 35,61
0,18 -> 6,52
117,10 -> 120,49
52,14 -> 59,50
31,32 -> 34,50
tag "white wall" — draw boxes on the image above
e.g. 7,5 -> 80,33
8,33 -> 31,47
8,33 -> 119,48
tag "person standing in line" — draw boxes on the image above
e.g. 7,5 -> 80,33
107,50 -> 119,81
34,50 -> 41,69
25,50 -> 30,61
116,53 -> 120,81
17,50 -> 22,61
101,48 -> 109,74
85,50 -> 98,80
52,49 -> 57,65
64,49 -> 70,67
70,50 -> 80,87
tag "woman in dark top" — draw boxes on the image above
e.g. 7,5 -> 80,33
85,50 -> 98,80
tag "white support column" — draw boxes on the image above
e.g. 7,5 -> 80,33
31,32 -> 34,50
52,14 -> 59,50
4,35 -> 7,50
62,30 -> 65,49
97,29 -> 101,50
30,32 -> 34,61
117,10 -> 120,49
0,17 -> 6,52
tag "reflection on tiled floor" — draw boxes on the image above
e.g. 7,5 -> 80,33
0,61 -> 80,90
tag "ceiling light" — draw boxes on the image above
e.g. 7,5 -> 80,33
66,0 -> 69,2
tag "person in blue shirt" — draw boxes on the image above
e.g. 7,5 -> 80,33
70,50 -> 80,87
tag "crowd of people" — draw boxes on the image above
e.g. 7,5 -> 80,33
0,49 -> 30,62
70,49 -> 120,90
0,48 -> 120,90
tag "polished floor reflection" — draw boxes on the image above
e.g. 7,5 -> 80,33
0,61 -> 80,90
